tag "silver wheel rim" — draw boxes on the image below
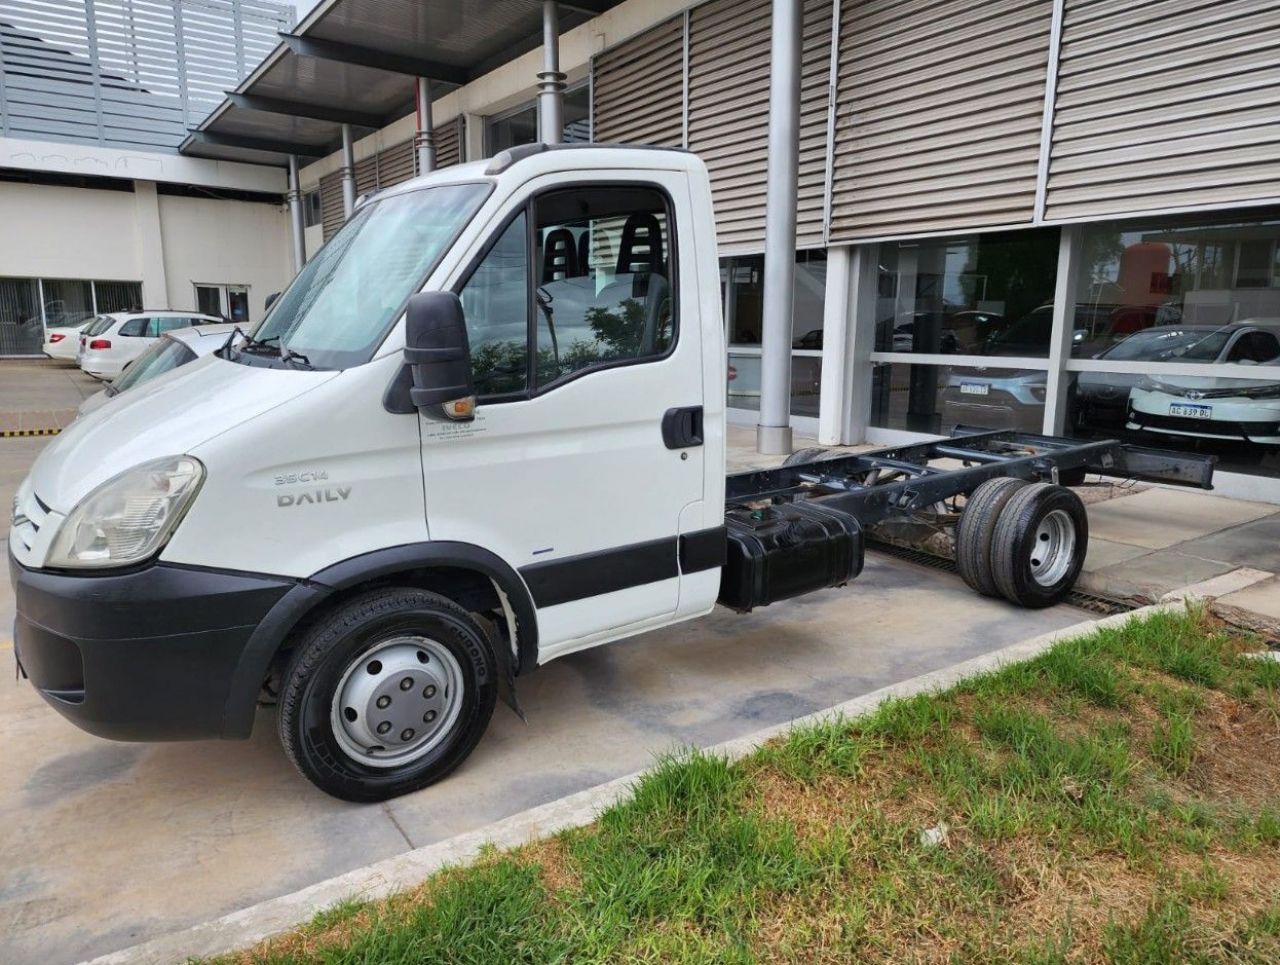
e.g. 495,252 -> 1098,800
329,636 -> 464,769
1030,509 -> 1076,587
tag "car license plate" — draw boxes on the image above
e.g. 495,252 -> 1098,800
960,382 -> 989,396
1169,403 -> 1212,420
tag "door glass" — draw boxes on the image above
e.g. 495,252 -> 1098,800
196,285 -> 222,318
227,286 -> 250,323
533,186 -> 674,387
459,212 -> 531,397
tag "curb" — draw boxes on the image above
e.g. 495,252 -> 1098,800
83,600 -> 1183,965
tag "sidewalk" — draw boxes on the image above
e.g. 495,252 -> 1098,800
0,358 -> 97,434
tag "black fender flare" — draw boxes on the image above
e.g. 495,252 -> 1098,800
220,542 -> 539,738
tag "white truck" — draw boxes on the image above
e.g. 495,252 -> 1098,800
9,146 -> 1214,801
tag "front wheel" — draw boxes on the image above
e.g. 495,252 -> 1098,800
989,483 -> 1089,608
277,587 -> 497,802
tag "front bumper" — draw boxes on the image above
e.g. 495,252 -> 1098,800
10,551 -> 298,740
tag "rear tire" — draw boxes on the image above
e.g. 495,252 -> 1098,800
955,477 -> 1029,597
277,587 -> 497,802
990,483 -> 1089,608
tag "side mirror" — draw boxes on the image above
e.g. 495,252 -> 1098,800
264,291 -> 281,312
405,291 -> 475,422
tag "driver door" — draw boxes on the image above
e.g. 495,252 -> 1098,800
419,173 -> 707,662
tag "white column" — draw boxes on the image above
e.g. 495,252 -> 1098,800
817,247 -> 851,445
818,245 -> 878,445
287,155 -> 306,275
415,78 -> 436,173
757,0 -> 803,455
464,112 -> 485,161
340,123 -> 356,217
538,1 -> 566,144
132,179 -> 169,309
1043,224 -> 1083,435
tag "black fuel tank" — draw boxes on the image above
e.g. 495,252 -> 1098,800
718,501 -> 864,612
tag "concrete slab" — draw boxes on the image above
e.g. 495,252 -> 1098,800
0,360 -> 98,414
1085,487 -> 1277,550
1161,568 -> 1276,604
0,547 -> 1092,965
1216,577 -> 1280,622
1082,538 -> 1152,573
1078,550 -> 1237,603
1174,514 -> 1280,572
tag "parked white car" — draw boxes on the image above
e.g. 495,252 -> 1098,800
43,320 -> 96,362
77,310 -> 223,379
1128,373 -> 1280,445
77,323 -> 242,418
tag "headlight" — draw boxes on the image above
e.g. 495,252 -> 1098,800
47,456 -> 204,569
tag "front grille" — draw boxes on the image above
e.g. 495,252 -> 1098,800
1130,411 -> 1280,437
12,489 -> 49,552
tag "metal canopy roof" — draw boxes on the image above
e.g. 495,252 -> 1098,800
181,0 -> 620,169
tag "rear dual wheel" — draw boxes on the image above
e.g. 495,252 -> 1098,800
957,480 -> 1088,608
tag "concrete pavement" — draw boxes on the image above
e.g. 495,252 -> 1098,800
0,359 -> 97,434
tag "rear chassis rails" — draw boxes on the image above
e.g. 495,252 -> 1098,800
717,427 -> 1216,612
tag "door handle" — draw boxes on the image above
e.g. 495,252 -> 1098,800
662,406 -> 703,449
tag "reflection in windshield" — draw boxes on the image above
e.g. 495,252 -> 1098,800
109,339 -> 195,393
251,182 -> 489,370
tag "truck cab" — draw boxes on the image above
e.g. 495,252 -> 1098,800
10,146 -> 727,801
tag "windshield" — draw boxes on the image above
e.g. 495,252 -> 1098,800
1178,329 -> 1233,362
1100,329 -> 1214,361
249,182 -> 489,370
85,315 -> 116,336
109,338 -> 196,394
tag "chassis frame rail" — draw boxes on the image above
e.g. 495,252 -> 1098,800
726,428 -> 1216,529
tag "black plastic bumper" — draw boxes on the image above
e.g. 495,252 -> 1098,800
9,551 -> 299,741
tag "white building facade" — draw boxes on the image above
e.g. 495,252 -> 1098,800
0,0 -> 298,355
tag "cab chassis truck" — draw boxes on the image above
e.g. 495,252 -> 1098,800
10,145 -> 1215,801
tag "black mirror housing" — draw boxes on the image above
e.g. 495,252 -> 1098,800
405,291 -> 475,419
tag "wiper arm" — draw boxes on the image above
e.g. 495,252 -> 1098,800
218,327 -> 279,360
279,346 -> 314,370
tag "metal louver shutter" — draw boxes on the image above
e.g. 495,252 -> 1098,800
829,0 -> 1053,242
354,155 -> 379,196
434,116 -> 465,168
376,140 -> 416,188
1045,0 -> 1280,222
591,16 -> 684,146
687,0 -> 832,255
320,171 -> 344,241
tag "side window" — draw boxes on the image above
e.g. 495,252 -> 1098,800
1228,331 -> 1280,363
157,316 -> 193,334
459,211 -> 530,397
532,186 -> 675,388
119,318 -> 146,337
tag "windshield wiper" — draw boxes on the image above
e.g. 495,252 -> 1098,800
218,327 -> 280,360
279,346 -> 314,370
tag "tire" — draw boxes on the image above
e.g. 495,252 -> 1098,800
277,587 -> 497,802
955,477 -> 1030,597
990,483 -> 1089,609
784,446 -> 840,467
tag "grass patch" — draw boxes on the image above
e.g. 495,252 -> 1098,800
213,607 -> 1280,964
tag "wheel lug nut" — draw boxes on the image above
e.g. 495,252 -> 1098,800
424,685 -> 436,698
376,695 -> 391,709
401,728 -> 415,742
400,677 -> 414,691
376,721 -> 391,735
424,710 -> 437,723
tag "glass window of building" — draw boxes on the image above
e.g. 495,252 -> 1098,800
869,229 -> 1059,435
1067,211 -> 1280,479
485,85 -> 591,154
722,250 -> 826,417
875,229 -> 1060,357
0,278 -> 43,356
